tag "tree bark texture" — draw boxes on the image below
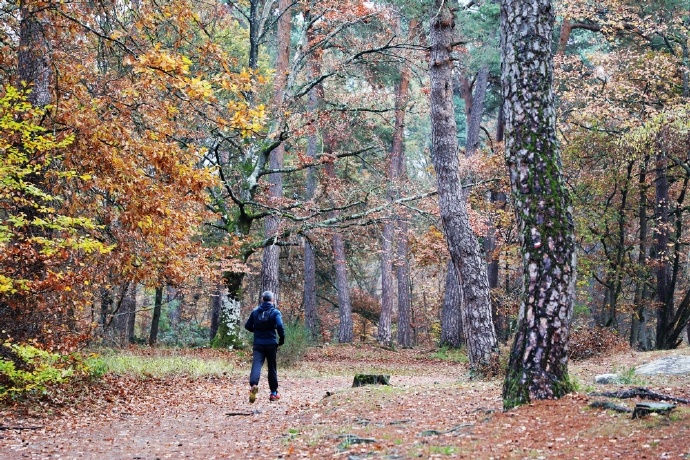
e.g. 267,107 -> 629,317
302,26 -> 322,341
464,66 -> 489,157
260,0 -> 291,299
210,286 -> 222,341
324,157 -> 353,343
653,148 -> 673,348
378,222 -> 395,346
392,23 -> 415,347
429,2 -> 498,365
500,0 -> 577,409
333,232 -> 353,343
124,283 -> 137,345
396,218 -> 413,347
630,157 -> 649,349
149,286 -> 163,346
440,260 -> 464,348
19,0 -> 51,107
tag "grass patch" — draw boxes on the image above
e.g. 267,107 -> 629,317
430,346 -> 468,363
87,352 -> 235,379
612,365 -> 645,385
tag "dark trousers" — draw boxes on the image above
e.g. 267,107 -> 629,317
249,343 -> 278,392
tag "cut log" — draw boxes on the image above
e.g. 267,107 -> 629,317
632,402 -> 676,419
352,374 -> 390,387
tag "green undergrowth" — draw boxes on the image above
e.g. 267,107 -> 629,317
430,346 -> 469,363
87,351 -> 236,379
0,342 -> 100,401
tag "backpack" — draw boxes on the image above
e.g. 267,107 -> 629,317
255,308 -> 275,331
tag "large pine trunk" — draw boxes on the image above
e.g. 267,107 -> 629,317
429,1 -> 497,365
500,0 -> 577,409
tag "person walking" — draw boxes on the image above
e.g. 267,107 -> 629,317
244,290 -> 285,403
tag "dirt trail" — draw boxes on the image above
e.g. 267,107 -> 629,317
1,345 -> 689,459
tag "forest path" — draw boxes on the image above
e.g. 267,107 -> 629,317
1,344 -> 689,459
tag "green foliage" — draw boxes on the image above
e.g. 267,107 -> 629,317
0,343 -> 98,400
611,365 -> 644,386
158,322 -> 213,348
278,322 -> 312,368
210,318 -> 247,350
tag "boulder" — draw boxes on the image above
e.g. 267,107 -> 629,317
635,355 -> 690,376
595,373 -> 622,384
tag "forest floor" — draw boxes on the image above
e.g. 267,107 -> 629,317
1,343 -> 689,459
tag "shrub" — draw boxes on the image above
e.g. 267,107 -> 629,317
0,342 -> 100,400
569,325 -> 630,360
278,322 -> 312,368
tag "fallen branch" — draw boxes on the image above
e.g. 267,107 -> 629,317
0,425 -> 43,431
589,401 -> 632,413
589,387 -> 690,404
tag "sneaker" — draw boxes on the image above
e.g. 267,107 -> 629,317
269,391 -> 281,401
249,385 -> 258,404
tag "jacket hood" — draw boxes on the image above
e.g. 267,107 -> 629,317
258,302 -> 275,312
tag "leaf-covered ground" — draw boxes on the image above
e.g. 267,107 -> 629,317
1,344 -> 689,459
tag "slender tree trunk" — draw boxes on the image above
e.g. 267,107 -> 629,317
654,146 -> 673,348
556,18 -> 572,56
501,0 -> 577,409
333,232 -> 353,343
167,286 -> 180,329
260,0 -> 291,299
248,0 -> 260,71
396,219 -> 413,347
100,288 -> 112,334
124,284 -> 137,345
429,1 -> 498,365
394,20 -> 417,348
149,286 -> 163,346
302,23 -> 322,340
379,222 -> 395,345
210,286 -> 222,340
465,66 -> 489,157
440,260 -> 463,348
324,157 -> 353,343
631,157 -> 649,349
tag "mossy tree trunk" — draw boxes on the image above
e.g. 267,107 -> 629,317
500,0 -> 577,409
429,0 -> 498,365
211,271 -> 245,349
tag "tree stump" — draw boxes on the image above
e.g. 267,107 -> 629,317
632,402 -> 676,419
352,374 -> 390,387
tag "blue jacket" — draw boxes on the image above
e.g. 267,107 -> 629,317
244,302 -> 285,345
